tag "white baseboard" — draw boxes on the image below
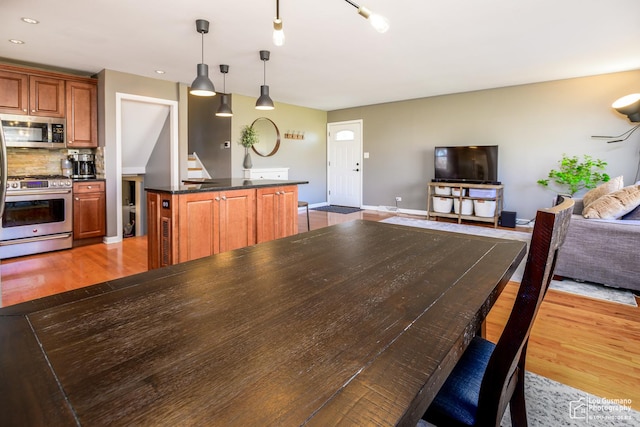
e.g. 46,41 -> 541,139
298,203 -> 427,217
362,205 -> 428,216
103,235 -> 122,244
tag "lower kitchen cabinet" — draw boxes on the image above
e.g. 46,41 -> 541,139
176,188 -> 256,264
73,180 -> 106,240
256,185 -> 298,243
146,184 -> 303,269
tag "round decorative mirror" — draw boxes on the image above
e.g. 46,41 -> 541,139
251,117 -> 281,157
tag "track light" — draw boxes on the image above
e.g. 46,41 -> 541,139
256,50 -> 275,111
190,19 -> 216,97
216,65 -> 233,117
343,0 -> 389,33
273,0 -> 285,46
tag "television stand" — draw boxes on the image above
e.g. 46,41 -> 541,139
427,182 -> 504,228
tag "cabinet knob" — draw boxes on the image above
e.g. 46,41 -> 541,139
215,197 -> 220,201
23,108 -> 27,112
68,141 -> 73,144
87,185 -> 92,189
31,109 -> 35,113
221,196 -> 227,201
75,197 -> 79,201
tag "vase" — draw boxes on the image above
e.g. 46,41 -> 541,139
243,149 -> 253,169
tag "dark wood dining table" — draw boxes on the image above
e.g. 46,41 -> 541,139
0,220 -> 526,426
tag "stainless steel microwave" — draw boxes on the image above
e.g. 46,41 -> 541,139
0,114 -> 66,149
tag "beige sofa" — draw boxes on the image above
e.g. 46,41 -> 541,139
555,198 -> 640,293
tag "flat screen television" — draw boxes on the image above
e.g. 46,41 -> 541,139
433,145 -> 499,184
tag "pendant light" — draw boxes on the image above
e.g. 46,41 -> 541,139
273,0 -> 285,46
216,64 -> 233,117
343,0 -> 390,33
190,19 -> 216,97
255,50 -> 275,110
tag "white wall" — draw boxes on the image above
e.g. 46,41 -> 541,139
328,70 -> 640,219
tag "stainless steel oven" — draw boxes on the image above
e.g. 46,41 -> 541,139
0,176 -> 73,259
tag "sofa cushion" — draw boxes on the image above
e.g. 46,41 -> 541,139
582,185 -> 640,219
582,176 -> 623,208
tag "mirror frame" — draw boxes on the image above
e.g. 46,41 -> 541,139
251,117 -> 281,157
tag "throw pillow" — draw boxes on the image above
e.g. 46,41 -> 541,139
622,203 -> 640,220
583,185 -> 640,219
582,175 -> 623,208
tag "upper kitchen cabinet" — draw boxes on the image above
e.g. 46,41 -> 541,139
0,70 -> 28,114
66,81 -> 98,147
0,69 -> 64,117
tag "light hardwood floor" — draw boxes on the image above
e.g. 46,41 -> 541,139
1,209 -> 638,411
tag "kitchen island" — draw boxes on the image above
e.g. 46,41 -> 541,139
146,178 -> 308,269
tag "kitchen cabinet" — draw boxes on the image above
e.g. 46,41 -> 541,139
147,189 -> 256,269
73,180 -> 106,240
146,180 -> 307,269
0,69 -> 64,117
256,185 -> 298,243
66,81 -> 98,147
176,188 -> 255,264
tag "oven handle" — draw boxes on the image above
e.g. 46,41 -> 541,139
0,232 -> 72,246
6,189 -> 72,197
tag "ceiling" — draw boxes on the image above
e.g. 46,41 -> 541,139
2,0 -> 640,111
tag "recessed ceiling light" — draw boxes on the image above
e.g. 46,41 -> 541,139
9,39 -> 25,44
21,17 -> 39,24
155,70 -> 166,74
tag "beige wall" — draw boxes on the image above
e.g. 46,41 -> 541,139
98,69 -> 186,239
328,70 -> 640,220
231,94 -> 328,204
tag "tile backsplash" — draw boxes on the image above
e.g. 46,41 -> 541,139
7,148 -> 103,177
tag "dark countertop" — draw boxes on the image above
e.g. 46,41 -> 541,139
146,178 -> 309,194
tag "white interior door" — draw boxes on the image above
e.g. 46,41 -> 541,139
327,120 -> 363,207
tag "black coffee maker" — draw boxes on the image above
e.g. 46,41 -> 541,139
69,153 -> 96,179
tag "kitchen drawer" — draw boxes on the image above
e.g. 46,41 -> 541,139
73,180 -> 105,193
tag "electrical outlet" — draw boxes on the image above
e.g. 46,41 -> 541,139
395,196 -> 402,202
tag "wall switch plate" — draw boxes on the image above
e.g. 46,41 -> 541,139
67,149 -> 79,155
364,152 -> 370,159
395,196 -> 402,202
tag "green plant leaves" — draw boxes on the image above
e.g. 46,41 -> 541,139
537,154 -> 610,196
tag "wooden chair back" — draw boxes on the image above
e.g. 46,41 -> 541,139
476,196 -> 574,426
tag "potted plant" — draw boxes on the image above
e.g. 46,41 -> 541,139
239,125 -> 259,169
537,154 -> 610,197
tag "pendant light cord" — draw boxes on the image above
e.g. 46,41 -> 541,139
276,0 -> 280,19
201,32 -> 205,63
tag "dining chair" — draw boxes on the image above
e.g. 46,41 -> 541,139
298,200 -> 310,231
422,196 -> 574,427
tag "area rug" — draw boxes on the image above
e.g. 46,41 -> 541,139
420,371 -> 640,426
500,371 -> 640,426
312,205 -> 363,214
380,217 -> 637,307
